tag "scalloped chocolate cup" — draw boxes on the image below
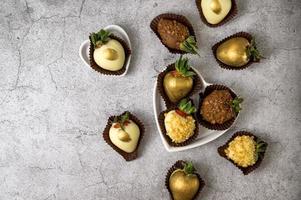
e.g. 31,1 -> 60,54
195,0 -> 237,27
150,13 -> 197,54
196,84 -> 238,130
89,34 -> 131,75
165,160 -> 205,200
157,63 -> 202,108
218,131 -> 268,175
102,111 -> 145,161
158,105 -> 199,147
212,32 -> 260,70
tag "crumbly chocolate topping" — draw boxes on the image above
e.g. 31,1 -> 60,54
157,19 -> 189,50
201,90 -> 235,124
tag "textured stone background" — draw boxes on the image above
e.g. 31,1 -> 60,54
0,0 -> 300,199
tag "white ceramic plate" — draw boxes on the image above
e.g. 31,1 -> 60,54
153,67 -> 238,152
79,25 -> 132,76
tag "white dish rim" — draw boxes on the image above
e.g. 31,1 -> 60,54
153,66 -> 238,152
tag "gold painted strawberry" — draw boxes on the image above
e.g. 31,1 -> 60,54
163,56 -> 196,103
168,161 -> 203,200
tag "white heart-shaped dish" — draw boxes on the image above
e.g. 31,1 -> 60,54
79,25 -> 132,76
153,67 -> 239,152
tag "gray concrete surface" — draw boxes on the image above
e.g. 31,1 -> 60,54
0,0 -> 300,199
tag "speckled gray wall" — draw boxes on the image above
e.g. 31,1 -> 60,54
0,0 -> 300,199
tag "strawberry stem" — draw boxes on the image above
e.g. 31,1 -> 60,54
183,161 -> 196,175
178,98 -> 197,115
90,29 -> 111,48
255,139 -> 267,162
231,97 -> 243,114
180,36 -> 200,56
246,39 -> 264,61
175,56 -> 196,77
113,112 -> 130,130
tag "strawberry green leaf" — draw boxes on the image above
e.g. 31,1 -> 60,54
180,36 -> 200,56
114,112 -> 130,130
183,161 -> 196,175
178,98 -> 197,115
231,97 -> 243,114
90,29 -> 112,48
175,56 -> 196,77
255,139 -> 267,162
246,39 -> 264,62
